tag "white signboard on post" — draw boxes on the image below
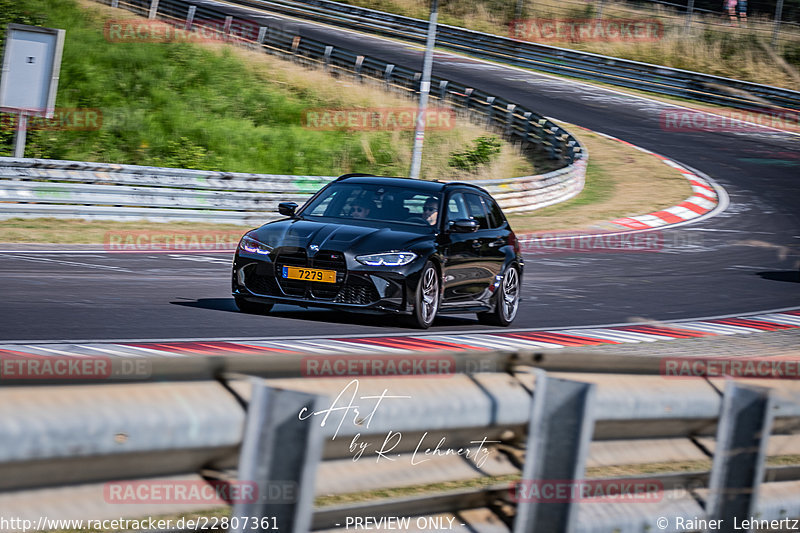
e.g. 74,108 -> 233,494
0,23 -> 66,157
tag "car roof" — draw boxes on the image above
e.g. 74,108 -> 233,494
336,174 -> 490,195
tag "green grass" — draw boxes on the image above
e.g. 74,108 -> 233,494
0,0 -> 385,172
506,159 -> 616,230
0,0 -> 531,177
547,159 -> 614,211
0,218 -> 245,243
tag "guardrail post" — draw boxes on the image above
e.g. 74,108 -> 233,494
545,125 -> 560,159
771,0 -> 785,47
223,16 -> 233,41
185,6 -> 196,31
354,55 -> 364,80
684,0 -> 695,33
464,88 -> 474,110
438,80 -> 448,101
567,139 -> 579,164
257,26 -> 267,45
231,380 -> 325,533
523,111 -> 533,141
148,0 -> 159,19
513,371 -> 596,533
505,104 -> 516,136
486,96 -> 496,126
324,46 -> 333,71
111,0 -> 119,8
384,64 -> 395,88
706,382 -> 773,532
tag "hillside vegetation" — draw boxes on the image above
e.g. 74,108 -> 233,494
0,0 -> 536,179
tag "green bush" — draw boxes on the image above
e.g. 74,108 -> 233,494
448,136 -> 502,172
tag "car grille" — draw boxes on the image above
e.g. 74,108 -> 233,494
274,249 -> 308,297
310,251 -> 346,299
244,248 -> 380,305
271,248 -> 350,301
334,276 -> 380,305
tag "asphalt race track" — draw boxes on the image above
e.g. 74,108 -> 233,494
1,3 -> 798,342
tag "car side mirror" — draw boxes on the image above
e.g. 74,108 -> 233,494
278,202 -> 298,217
449,219 -> 479,233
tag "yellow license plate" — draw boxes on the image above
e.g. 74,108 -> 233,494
282,266 -> 337,283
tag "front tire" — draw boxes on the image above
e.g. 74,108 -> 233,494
478,264 -> 520,326
234,296 -> 273,315
408,261 -> 440,329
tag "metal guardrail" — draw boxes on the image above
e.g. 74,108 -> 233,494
0,151 -> 583,223
1,0 -> 590,223
1,350 -> 799,531
0,157 -> 334,224
208,0 -> 800,113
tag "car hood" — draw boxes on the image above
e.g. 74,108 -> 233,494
250,218 -> 432,253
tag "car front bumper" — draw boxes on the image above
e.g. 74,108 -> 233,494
232,250 -> 422,314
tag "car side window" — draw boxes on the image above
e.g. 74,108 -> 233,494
484,196 -> 506,229
464,193 -> 490,230
445,193 -> 469,224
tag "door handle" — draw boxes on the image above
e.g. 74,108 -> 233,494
471,240 -> 482,249
488,239 -> 504,248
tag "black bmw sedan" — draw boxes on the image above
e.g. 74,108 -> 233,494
232,174 -> 523,328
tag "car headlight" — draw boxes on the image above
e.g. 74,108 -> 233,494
356,252 -> 417,266
239,235 -> 272,256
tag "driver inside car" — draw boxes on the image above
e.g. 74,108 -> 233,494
350,198 -> 374,219
423,197 -> 439,226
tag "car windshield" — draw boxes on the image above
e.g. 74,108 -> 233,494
300,182 -> 441,226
